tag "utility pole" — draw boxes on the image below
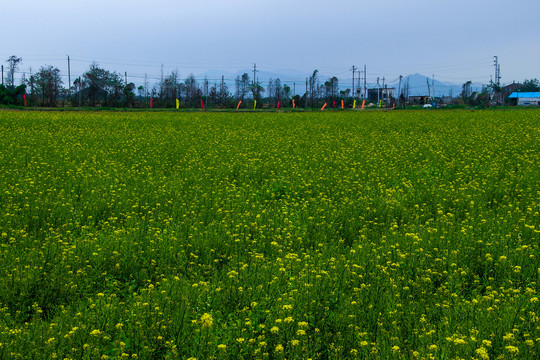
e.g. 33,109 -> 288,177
293,82 -> 295,97
350,65 -> 357,99
364,65 -> 367,100
432,74 -> 435,100
382,77 -> 385,107
29,67 -> 34,106
1,65 -> 3,85
305,77 -> 308,108
125,71 -> 128,86
376,77 -> 380,106
204,78 -> 208,110
78,76 -> 81,110
221,75 -> 225,107
252,63 -> 257,86
398,75 -> 403,106
67,55 -> 71,99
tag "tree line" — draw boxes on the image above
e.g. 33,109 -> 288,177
1,56 -> 361,109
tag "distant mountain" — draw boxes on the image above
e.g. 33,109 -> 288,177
389,73 -> 483,97
195,70 -> 484,98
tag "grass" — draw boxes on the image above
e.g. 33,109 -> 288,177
0,109 -> 539,359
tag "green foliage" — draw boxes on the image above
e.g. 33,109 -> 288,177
0,84 -> 26,105
82,63 -> 126,107
520,79 -> 540,92
0,110 -> 539,359
33,65 -> 63,107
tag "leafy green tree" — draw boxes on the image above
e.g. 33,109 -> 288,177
520,79 -> 540,92
0,83 -> 26,105
82,63 -> 124,107
34,65 -> 63,107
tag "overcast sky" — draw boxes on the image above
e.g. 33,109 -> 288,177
1,0 -> 538,87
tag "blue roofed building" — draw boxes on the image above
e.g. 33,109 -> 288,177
507,92 -> 540,106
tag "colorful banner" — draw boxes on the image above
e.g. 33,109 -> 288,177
254,100 -> 257,109
236,100 -> 242,110
150,98 -> 153,108
321,103 -> 327,111
361,100 -> 365,109
341,100 -> 344,109
292,99 -> 295,108
23,94 -> 27,107
176,99 -> 179,109
201,99 -> 204,110
379,100 -> 382,108
277,101 -> 281,110
332,100 -> 335,108
353,100 -> 356,109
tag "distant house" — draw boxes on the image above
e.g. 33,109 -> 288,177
367,87 -> 395,103
508,92 -> 540,106
408,95 -> 430,104
502,82 -> 520,98
440,96 -> 453,104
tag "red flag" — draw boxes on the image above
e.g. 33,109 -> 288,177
201,99 -> 204,110
23,94 -> 27,107
277,101 -> 280,110
150,98 -> 153,108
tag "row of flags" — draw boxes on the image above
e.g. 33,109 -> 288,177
148,98 -> 368,110
17,95 -> 368,110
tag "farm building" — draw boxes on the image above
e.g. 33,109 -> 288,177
507,92 -> 540,106
367,87 -> 395,103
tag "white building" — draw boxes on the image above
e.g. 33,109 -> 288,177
508,92 -> 540,106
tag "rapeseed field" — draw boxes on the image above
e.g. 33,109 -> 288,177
0,109 -> 538,359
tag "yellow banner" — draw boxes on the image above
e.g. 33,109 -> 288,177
176,99 -> 179,109
353,100 -> 356,109
254,100 -> 257,109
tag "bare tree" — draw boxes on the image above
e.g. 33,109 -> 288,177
274,78 -> 283,104
6,55 -> 22,88
184,74 -> 199,107
309,70 -> 319,106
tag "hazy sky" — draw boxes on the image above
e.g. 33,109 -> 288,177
1,0 -> 538,87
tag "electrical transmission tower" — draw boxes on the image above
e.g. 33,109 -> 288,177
494,56 -> 501,86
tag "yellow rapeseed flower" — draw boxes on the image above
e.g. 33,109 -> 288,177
200,313 -> 213,328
